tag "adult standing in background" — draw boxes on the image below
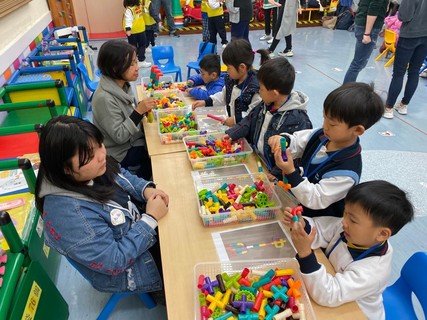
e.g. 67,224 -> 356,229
232,0 -> 253,42
225,0 -> 240,41
151,0 -> 180,37
343,0 -> 389,83
383,0 -> 427,119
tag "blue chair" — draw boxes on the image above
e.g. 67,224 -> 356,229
186,42 -> 217,79
383,252 -> 427,320
66,258 -> 156,319
77,62 -> 99,102
152,46 -> 182,82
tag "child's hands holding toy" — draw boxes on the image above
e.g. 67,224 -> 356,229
282,206 -> 305,228
192,100 -> 206,109
222,116 -> 236,127
273,147 -> 295,175
268,135 -> 283,152
187,80 -> 194,87
290,218 -> 316,259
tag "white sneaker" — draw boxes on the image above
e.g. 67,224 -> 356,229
260,34 -> 273,41
383,107 -> 394,119
394,102 -> 407,115
268,52 -> 275,58
267,38 -> 274,44
278,50 -> 294,57
138,61 -> 152,68
146,47 -> 152,53
222,43 -> 228,49
420,70 -> 427,78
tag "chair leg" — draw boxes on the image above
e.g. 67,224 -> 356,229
138,293 -> 157,309
178,70 -> 182,82
187,67 -> 191,80
384,55 -> 395,67
97,293 -> 127,320
375,48 -> 389,62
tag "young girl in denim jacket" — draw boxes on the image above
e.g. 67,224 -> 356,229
35,116 -> 169,295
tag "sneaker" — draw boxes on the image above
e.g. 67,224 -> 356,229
278,50 -> 294,57
154,32 -> 159,38
267,38 -> 274,44
383,107 -> 394,119
420,70 -> 427,78
138,61 -> 152,68
394,102 -> 407,115
146,47 -> 152,53
169,30 -> 180,37
268,52 -> 275,58
222,43 -> 228,49
260,34 -> 273,41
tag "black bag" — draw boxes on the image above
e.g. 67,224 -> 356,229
334,9 -> 354,30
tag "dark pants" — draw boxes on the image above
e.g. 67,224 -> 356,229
151,0 -> 176,33
231,20 -> 250,42
202,12 -> 210,42
269,35 -> 292,52
208,15 -> 228,45
127,32 -> 147,62
120,144 -> 152,180
386,36 -> 427,107
264,7 -> 277,36
145,28 -> 156,47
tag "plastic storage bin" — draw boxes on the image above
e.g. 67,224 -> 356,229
194,106 -> 228,132
157,108 -> 201,144
149,90 -> 191,120
194,259 -> 316,320
183,133 -> 253,170
194,173 -> 281,227
140,75 -> 174,91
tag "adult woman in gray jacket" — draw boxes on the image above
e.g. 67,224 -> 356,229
92,40 -> 155,180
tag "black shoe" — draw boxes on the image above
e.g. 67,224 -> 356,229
169,30 -> 180,37
154,32 -> 159,38
150,290 -> 166,306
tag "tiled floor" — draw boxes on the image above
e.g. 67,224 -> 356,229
56,27 -> 427,319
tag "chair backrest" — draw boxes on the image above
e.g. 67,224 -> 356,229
77,62 -> 91,84
197,42 -> 217,61
401,252 -> 427,311
152,46 -> 176,68
384,29 -> 397,46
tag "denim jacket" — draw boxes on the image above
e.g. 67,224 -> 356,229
38,168 -> 162,293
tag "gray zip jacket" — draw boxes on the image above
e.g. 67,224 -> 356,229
92,76 -> 144,162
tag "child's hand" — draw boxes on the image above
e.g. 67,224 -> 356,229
185,88 -> 193,94
192,100 -> 206,109
274,148 -> 295,175
126,31 -> 131,37
223,117 -> 236,127
290,221 -> 316,258
282,207 -> 305,228
143,187 -> 169,207
137,98 -> 156,114
187,80 -> 194,87
268,135 -> 283,153
146,195 -> 168,221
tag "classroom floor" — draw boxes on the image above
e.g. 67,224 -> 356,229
56,27 -> 427,319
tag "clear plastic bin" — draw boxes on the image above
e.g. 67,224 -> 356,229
148,90 -> 191,120
140,75 -> 174,91
194,106 -> 228,132
183,133 -> 253,170
157,109 -> 202,144
194,259 -> 316,320
194,173 -> 282,227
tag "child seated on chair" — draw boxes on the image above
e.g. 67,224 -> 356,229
35,116 -> 168,295
225,57 -> 312,180
282,180 -> 414,319
192,39 -> 269,127
186,54 -> 225,100
269,82 -> 384,217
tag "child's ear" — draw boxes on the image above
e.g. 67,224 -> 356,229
353,124 -> 365,136
376,227 -> 392,242
239,63 -> 247,72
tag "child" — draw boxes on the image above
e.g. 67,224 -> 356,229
201,0 -> 210,42
123,0 -> 151,68
231,0 -> 253,42
268,0 -> 300,57
225,57 -> 312,179
207,0 -> 228,48
186,54 -> 225,100
281,180 -> 414,319
35,116 -> 169,296
269,82 -> 384,217
192,39 -> 267,127
142,0 -> 157,52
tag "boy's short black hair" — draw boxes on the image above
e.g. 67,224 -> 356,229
199,54 -> 221,76
345,180 -> 414,235
257,57 -> 295,95
324,82 -> 384,129
123,0 -> 140,7
97,40 -> 136,80
222,39 -> 254,70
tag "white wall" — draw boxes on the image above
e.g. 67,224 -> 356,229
0,0 -> 52,74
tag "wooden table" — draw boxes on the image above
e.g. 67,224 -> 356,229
152,152 -> 365,320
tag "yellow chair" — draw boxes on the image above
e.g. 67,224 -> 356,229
375,29 -> 397,67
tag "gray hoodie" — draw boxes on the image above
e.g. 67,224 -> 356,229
92,76 -> 143,162
398,0 -> 427,38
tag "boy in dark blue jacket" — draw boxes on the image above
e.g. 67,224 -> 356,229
226,57 -> 312,179
186,54 -> 224,100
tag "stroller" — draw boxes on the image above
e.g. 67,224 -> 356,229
183,0 -> 202,26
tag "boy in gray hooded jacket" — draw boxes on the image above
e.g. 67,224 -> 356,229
225,57 -> 312,179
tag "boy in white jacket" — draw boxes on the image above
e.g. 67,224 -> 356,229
281,180 -> 414,320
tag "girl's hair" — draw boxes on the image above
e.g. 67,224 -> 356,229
123,0 -> 140,7
97,40 -> 136,80
256,49 -> 271,67
35,116 -> 119,212
222,39 -> 255,70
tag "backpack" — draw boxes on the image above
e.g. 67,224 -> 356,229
334,9 -> 354,30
